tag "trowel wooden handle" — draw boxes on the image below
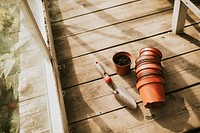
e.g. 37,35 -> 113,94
95,62 -> 111,83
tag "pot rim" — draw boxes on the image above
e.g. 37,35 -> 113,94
136,60 -> 161,68
136,73 -> 163,81
139,83 -> 165,108
113,51 -> 132,67
136,63 -> 162,74
136,76 -> 164,90
135,55 -> 161,64
140,50 -> 162,59
136,68 -> 162,75
137,82 -> 165,94
139,47 -> 162,58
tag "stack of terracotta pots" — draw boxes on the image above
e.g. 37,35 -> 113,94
135,47 -> 165,108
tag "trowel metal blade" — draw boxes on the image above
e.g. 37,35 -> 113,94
114,87 -> 137,109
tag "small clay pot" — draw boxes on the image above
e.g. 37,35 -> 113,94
136,61 -> 161,67
140,47 -> 162,59
135,63 -> 162,74
139,83 -> 165,108
113,52 -> 132,76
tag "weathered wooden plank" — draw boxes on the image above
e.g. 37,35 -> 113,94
51,0 -> 173,38
59,25 -> 200,89
64,48 -> 200,123
54,9 -> 200,61
68,84 -> 200,133
47,0 -> 139,22
19,95 -> 49,133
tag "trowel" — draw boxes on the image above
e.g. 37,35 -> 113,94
95,62 -> 137,109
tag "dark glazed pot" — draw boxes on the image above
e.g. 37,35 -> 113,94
113,52 -> 132,76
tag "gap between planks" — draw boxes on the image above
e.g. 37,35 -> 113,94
53,11 -> 200,61
51,0 -> 174,39
52,2 -> 200,40
68,82 -> 200,125
50,0 -> 141,23
64,49 -> 200,123
59,23 -> 200,90
68,84 -> 200,133
62,47 -> 200,90
58,22 -> 200,61
57,8 -> 173,37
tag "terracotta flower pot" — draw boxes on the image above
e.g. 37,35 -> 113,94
135,47 -> 164,108
136,60 -> 161,67
135,55 -> 160,64
136,75 -> 165,108
136,75 -> 164,89
140,51 -> 161,59
113,52 -> 132,76
140,47 -> 162,59
135,55 -> 161,68
139,83 -> 165,108
136,73 -> 165,108
136,68 -> 162,80
135,63 -> 162,74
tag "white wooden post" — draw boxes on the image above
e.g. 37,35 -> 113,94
172,0 -> 188,34
172,0 -> 200,34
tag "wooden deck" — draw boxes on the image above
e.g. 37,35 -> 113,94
47,0 -> 200,132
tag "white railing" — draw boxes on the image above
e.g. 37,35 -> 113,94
172,0 -> 200,34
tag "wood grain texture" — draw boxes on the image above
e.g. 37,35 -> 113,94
68,84 -> 200,133
19,95 -> 49,133
59,25 -> 200,89
47,0 -> 139,22
64,48 -> 200,123
51,0 -> 173,38
47,0 -> 200,132
53,9 -> 199,61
